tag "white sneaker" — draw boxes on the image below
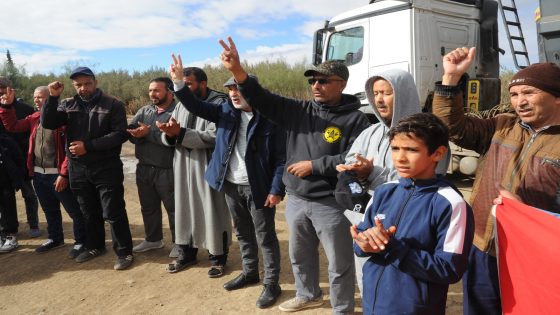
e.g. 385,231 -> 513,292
278,296 -> 324,312
133,240 -> 164,253
0,236 -> 18,253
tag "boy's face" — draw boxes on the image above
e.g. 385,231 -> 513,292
391,133 -> 446,180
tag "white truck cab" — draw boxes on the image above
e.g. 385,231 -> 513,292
313,0 -> 502,175
313,0 -> 501,116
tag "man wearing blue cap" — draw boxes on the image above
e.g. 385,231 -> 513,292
42,67 -> 134,270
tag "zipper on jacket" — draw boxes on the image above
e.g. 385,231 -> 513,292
507,131 -> 539,190
372,183 -> 416,311
541,158 -> 560,168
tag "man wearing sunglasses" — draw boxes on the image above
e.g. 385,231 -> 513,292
219,37 -> 370,314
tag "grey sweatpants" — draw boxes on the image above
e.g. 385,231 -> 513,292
285,194 -> 355,314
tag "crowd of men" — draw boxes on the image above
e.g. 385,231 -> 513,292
0,37 -> 558,314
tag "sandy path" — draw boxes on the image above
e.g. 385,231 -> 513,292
0,141 -> 469,314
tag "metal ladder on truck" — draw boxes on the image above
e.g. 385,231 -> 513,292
498,0 -> 530,69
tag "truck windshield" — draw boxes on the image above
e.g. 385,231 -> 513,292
326,27 -> 364,66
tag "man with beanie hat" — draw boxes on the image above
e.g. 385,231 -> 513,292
432,47 -> 560,315
42,67 -> 135,270
168,56 -> 286,308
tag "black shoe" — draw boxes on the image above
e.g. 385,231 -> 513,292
75,248 -> 106,263
114,254 -> 134,270
35,239 -> 65,253
166,259 -> 197,274
68,244 -> 85,259
208,265 -> 225,278
223,273 -> 260,291
256,284 -> 282,308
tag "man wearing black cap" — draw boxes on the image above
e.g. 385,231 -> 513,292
218,37 -> 370,314
433,47 -> 560,315
169,55 -> 286,308
42,66 -> 134,270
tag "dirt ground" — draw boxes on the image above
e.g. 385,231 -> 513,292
0,141 -> 471,314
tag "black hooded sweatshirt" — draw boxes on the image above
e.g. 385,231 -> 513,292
239,76 -> 370,199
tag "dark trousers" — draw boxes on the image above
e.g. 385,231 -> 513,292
136,164 -> 175,243
178,245 -> 228,266
223,181 -> 280,284
462,245 -> 502,315
69,160 -> 132,257
0,188 -> 18,235
20,179 -> 39,229
33,173 -> 85,244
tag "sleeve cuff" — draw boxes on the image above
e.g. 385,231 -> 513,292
176,127 -> 187,144
173,80 -> 186,91
84,140 -> 94,153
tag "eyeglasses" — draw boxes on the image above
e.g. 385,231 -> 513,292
308,78 -> 344,85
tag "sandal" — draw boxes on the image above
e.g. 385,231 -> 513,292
208,265 -> 225,278
166,259 -> 197,273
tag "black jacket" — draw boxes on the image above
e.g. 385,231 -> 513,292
239,76 -> 370,199
0,133 -> 24,190
41,89 -> 128,165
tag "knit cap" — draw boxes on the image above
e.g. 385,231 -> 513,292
509,62 -> 560,96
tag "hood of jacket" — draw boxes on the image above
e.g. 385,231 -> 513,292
365,69 -> 420,128
364,69 -> 449,176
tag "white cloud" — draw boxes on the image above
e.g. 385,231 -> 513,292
0,0 -> 365,51
0,0 -> 541,74
11,48 -> 86,74
191,42 -> 312,67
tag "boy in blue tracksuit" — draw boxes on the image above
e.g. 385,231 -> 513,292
352,113 -> 474,315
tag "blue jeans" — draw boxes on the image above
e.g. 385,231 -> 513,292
33,173 -> 85,244
462,246 -> 502,315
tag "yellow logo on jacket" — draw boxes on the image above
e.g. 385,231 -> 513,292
323,126 -> 341,143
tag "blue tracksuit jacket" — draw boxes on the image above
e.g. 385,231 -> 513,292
355,177 -> 474,315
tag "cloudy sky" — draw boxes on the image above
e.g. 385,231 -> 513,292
0,0 -> 540,75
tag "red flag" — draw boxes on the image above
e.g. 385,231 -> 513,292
495,198 -> 560,315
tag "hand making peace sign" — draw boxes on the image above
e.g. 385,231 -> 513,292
169,54 -> 185,82
218,36 -> 248,83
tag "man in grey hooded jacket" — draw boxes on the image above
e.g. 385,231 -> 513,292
337,69 -> 449,294
337,69 -> 421,193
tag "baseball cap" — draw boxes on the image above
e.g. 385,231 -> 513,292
223,74 -> 259,87
304,61 -> 349,81
70,67 -> 96,80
